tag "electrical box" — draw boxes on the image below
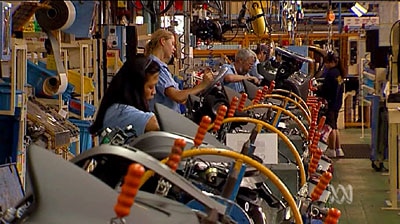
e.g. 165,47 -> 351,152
348,36 -> 366,76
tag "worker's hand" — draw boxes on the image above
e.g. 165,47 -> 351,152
247,76 -> 260,85
201,70 -> 214,87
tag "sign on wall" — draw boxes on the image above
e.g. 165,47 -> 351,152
344,16 -> 379,30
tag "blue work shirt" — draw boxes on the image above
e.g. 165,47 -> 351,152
222,64 -> 245,93
249,58 -> 264,81
103,103 -> 154,137
149,55 -> 181,113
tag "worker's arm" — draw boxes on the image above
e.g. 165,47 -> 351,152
224,74 -> 259,83
144,115 -> 160,132
165,72 -> 214,104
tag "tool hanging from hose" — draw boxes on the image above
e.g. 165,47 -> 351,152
326,0 -> 335,51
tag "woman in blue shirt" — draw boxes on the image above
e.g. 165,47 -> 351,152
145,29 -> 213,113
89,56 -> 161,138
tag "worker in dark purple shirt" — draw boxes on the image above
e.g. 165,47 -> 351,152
318,51 -> 345,158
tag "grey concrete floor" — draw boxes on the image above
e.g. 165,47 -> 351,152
331,128 -> 400,223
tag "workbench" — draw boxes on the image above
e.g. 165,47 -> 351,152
385,102 -> 400,210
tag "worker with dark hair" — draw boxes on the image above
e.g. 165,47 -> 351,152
89,56 -> 161,138
318,51 -> 346,157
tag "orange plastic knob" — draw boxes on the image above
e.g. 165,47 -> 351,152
268,81 -> 275,93
259,88 -> 267,102
262,85 -> 269,95
311,171 -> 333,201
324,208 -> 341,224
194,116 -> 212,147
308,129 -> 315,142
174,138 -> 187,148
166,139 -> 185,171
308,148 -> 322,174
318,116 -> 326,131
307,102 -> 317,108
227,96 -> 239,117
213,105 -> 228,132
114,163 -> 145,218
252,89 -> 263,105
166,154 -> 181,171
312,132 -> 321,147
309,143 -> 319,155
238,93 -> 248,112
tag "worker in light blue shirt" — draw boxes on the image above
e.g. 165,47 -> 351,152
145,29 -> 213,113
149,54 -> 181,113
223,48 -> 259,93
103,104 -> 154,137
89,56 -> 161,140
249,43 -> 272,82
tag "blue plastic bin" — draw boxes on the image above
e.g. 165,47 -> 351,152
69,98 -> 96,117
69,119 -> 93,155
0,83 -> 22,111
0,108 -> 21,165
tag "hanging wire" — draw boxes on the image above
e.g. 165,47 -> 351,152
179,1 -> 192,88
139,0 -> 174,15
327,0 -> 334,51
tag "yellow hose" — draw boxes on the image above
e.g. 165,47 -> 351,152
272,89 -> 309,112
242,104 -> 308,139
260,94 -> 311,124
218,117 -> 306,186
140,148 -> 303,224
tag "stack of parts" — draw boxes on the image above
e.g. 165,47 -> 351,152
27,97 -> 79,158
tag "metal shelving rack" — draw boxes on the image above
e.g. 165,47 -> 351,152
360,57 -> 375,138
0,39 -> 28,187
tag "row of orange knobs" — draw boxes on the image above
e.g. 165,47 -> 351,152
307,84 -> 341,224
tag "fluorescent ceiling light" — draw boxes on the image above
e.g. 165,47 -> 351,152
135,16 -> 144,25
351,2 -> 367,17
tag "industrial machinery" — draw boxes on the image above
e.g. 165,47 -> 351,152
0,2 -> 347,224
191,0 -> 271,42
0,145 -> 207,224
256,46 -> 315,101
71,126 -> 303,224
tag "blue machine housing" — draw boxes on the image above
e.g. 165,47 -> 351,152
62,0 -> 98,38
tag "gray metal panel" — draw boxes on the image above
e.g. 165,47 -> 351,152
154,103 -> 229,150
130,131 -> 232,162
25,145 -> 200,224
264,163 -> 299,199
278,138 -> 303,164
243,80 -> 259,100
224,86 -> 253,108
70,144 -> 227,214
